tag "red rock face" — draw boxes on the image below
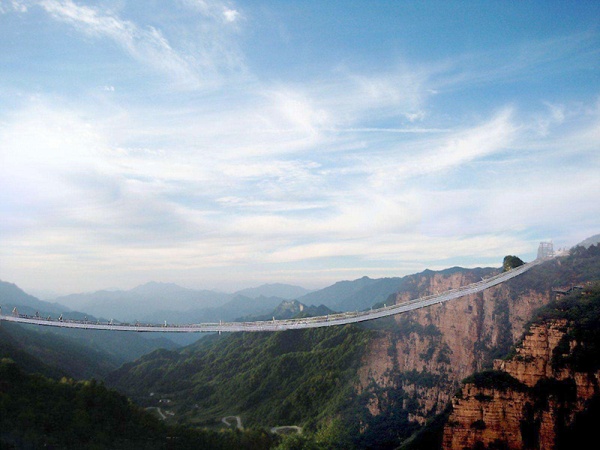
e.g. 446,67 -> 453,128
442,320 -> 600,450
357,269 -> 552,425
493,321 -> 569,388
445,386 -> 530,449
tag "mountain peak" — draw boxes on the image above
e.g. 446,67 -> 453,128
130,282 -> 189,294
577,234 -> 600,249
234,283 -> 312,300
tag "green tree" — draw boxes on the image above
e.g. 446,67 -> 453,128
503,255 -> 524,272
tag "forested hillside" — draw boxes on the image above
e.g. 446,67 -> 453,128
108,325 -> 371,433
0,321 -> 118,380
0,326 -> 65,380
0,358 -> 279,449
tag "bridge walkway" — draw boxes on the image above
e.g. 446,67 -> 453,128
0,258 -> 545,333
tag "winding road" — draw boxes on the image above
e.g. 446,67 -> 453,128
222,416 -> 243,430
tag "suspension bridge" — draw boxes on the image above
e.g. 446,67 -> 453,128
0,255 -> 550,333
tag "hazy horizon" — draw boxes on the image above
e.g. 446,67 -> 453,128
1,1 -> 599,295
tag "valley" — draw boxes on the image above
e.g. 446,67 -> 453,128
1,240 -> 600,449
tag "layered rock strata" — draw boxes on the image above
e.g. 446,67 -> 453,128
443,320 -> 600,449
358,269 -> 550,425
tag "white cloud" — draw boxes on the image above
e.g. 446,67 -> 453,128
415,108 -> 517,174
517,99 -> 600,159
434,32 -> 600,93
180,0 -> 239,19
0,0 -> 27,13
266,87 -> 331,137
3,87 -> 592,293
1,95 -> 596,294
38,0 -> 200,87
1,4 -> 598,293
356,108 -> 518,192
35,0 -> 245,89
350,68 -> 427,116
242,63 -> 437,149
223,8 -> 239,23
417,106 -> 600,240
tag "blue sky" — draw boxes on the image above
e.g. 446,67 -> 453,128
1,0 -> 599,295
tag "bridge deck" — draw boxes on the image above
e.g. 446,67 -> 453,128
0,259 -> 544,333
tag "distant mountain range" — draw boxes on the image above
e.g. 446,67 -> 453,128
19,274 -> 448,324
3,268 -> 501,326
234,283 -> 313,300
297,275 -> 404,312
52,282 -> 232,320
0,280 -> 316,348
0,281 -> 66,316
294,267 -> 496,313
577,234 -> 600,249
50,281 -> 313,322
141,294 -> 287,325
1,263 -> 501,381
236,299 -> 336,322
0,280 -> 180,363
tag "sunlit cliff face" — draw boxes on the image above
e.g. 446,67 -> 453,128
358,269 -> 550,424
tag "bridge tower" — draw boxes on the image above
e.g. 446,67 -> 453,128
537,241 -> 554,260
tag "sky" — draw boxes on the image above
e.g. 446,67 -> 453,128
1,0 -> 599,295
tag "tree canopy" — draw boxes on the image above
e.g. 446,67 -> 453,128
503,255 -> 524,272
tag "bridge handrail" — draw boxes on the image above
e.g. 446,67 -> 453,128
0,258 -> 544,332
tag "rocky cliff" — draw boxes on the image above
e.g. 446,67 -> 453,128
442,283 -> 600,450
356,245 -> 600,447
358,269 -> 548,424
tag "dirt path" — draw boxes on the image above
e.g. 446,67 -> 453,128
222,415 -> 243,430
270,426 -> 303,435
146,407 -> 167,420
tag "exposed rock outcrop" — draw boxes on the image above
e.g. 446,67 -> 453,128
356,247 -> 600,447
358,269 -> 551,426
443,318 -> 600,450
